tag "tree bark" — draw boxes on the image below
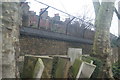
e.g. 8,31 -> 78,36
92,0 -> 100,17
118,1 -> 120,36
1,2 -> 22,78
0,2 -> 2,79
92,1 -> 115,79
118,1 -> 120,62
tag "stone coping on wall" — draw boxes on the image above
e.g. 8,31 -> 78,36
20,27 -> 93,45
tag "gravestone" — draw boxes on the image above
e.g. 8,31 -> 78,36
39,56 -> 53,78
33,58 -> 44,78
69,59 -> 83,78
76,61 -> 96,78
22,55 -> 44,78
69,58 -> 96,78
67,48 -> 82,65
52,56 -> 70,78
23,55 -> 53,78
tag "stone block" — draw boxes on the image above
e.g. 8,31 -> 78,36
22,55 -> 44,78
52,56 -> 70,78
23,55 -> 53,78
69,59 -> 83,78
39,56 -> 53,78
33,58 -> 44,78
67,48 -> 82,65
69,58 -> 96,78
77,62 -> 96,78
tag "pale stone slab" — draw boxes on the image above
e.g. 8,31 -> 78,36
40,56 -> 53,78
76,61 -> 96,78
24,55 -> 53,78
22,55 -> 44,78
33,58 -> 44,78
67,48 -> 82,65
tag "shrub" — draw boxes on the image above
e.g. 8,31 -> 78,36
112,61 -> 120,79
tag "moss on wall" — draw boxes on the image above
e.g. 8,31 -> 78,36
22,56 -> 38,78
51,57 -> 70,78
72,59 -> 82,78
41,57 -> 53,78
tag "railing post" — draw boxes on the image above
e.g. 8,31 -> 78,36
66,17 -> 75,35
38,6 -> 49,29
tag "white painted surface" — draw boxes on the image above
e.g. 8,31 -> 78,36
67,48 -> 82,65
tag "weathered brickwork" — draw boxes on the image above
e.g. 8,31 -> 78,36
20,36 -> 93,55
20,35 -> 118,63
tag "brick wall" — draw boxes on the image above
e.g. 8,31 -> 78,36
20,36 -> 93,56
20,35 -> 118,63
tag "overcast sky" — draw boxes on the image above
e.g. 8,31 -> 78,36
26,0 -> 119,36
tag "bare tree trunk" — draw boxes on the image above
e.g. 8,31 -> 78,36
118,1 -> 120,62
0,2 -> 2,79
118,1 -> 120,36
92,1 -> 115,79
92,0 -> 100,16
1,2 -> 22,78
